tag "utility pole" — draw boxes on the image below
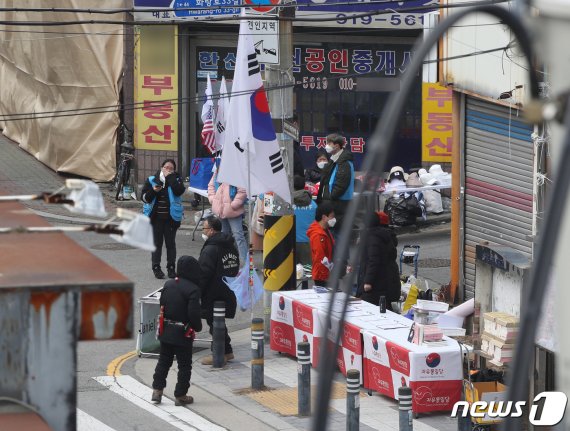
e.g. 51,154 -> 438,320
267,1 -> 295,199
263,2 -> 296,340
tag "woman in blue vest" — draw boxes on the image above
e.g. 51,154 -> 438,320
142,159 -> 186,279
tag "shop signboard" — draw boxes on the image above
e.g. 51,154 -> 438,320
194,42 -> 421,170
422,82 -> 453,163
133,0 -> 437,29
293,0 -> 437,29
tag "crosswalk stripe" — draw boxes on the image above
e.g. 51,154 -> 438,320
94,376 -> 226,431
77,409 -> 117,431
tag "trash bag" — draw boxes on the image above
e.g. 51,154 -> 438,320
384,193 -> 419,226
223,265 -> 264,312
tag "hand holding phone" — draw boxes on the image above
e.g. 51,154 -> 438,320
153,185 -> 163,192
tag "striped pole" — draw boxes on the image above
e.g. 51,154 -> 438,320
297,342 -> 311,416
398,386 -> 413,431
251,318 -> 265,389
263,215 -> 296,292
212,301 -> 226,368
346,369 -> 360,431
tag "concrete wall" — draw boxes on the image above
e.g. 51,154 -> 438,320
442,0 -> 530,104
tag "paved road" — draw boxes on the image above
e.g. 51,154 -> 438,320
44,212 -> 450,430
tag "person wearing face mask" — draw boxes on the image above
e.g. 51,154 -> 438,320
305,150 -> 329,184
316,133 -> 355,234
306,202 -> 336,287
198,215 -> 240,366
142,159 -> 186,279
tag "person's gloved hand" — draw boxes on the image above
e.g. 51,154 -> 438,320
321,256 -> 334,271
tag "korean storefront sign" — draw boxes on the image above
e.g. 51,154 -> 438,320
135,26 -> 179,151
422,83 -> 453,163
133,0 -> 436,29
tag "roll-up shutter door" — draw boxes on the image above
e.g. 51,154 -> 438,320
463,97 -> 534,299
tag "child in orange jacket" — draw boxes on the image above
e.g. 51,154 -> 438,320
306,202 -> 336,286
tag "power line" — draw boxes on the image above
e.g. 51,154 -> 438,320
0,0 -> 509,26
0,43 -> 517,122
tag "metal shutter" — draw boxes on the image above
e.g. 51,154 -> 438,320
463,97 -> 534,299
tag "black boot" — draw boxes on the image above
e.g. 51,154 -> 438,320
167,264 -> 176,279
153,264 -> 165,279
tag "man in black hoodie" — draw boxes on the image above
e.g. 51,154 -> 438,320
198,215 -> 240,366
316,133 -> 355,234
152,255 -> 203,406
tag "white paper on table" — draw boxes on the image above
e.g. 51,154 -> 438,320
436,314 -> 464,328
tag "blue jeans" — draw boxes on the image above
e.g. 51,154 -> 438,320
221,216 -> 248,264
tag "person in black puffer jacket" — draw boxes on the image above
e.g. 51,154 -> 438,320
356,211 -> 401,310
198,215 -> 240,366
152,255 -> 203,406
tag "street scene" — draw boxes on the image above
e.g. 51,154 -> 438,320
0,1 -> 567,431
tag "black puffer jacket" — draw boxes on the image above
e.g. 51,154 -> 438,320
356,226 -> 401,306
159,256 -> 203,345
317,150 -> 354,226
198,232 -> 239,319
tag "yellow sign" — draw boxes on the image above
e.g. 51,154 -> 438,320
134,26 -> 178,151
422,83 -> 453,163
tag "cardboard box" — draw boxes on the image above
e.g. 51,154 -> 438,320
464,381 -> 507,424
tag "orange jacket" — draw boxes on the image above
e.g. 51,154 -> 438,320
307,221 -> 335,282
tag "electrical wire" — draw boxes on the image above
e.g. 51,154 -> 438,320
0,0 -> 509,26
310,4 -> 539,430
0,1 -> 484,15
0,45 -> 512,122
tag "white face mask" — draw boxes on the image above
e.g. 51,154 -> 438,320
159,171 -> 166,185
325,144 -> 335,154
201,233 -> 209,242
327,217 -> 337,228
317,161 -> 327,169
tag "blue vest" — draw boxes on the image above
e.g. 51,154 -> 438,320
328,161 -> 354,201
294,200 -> 317,243
143,175 -> 183,221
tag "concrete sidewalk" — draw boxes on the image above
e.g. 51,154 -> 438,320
135,328 -> 459,431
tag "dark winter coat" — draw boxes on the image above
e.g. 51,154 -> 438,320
357,226 -> 401,307
159,256 -> 203,346
305,166 -> 324,184
141,170 -> 186,223
198,232 -> 239,319
293,141 -> 305,178
317,150 -> 355,227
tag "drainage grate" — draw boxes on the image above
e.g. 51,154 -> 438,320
91,242 -> 136,251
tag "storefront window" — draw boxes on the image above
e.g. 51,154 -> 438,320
193,40 -> 421,170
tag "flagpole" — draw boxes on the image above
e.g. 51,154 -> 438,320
247,139 -> 254,322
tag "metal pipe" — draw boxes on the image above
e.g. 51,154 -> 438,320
346,369 -> 360,431
212,300 -> 226,368
251,318 -> 264,389
297,341 -> 311,417
398,386 -> 413,431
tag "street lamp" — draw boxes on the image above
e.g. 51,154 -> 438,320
0,179 -> 107,218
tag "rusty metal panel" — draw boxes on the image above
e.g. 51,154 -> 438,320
0,201 -> 132,289
27,290 -> 77,431
0,292 -> 28,399
80,290 -> 133,340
